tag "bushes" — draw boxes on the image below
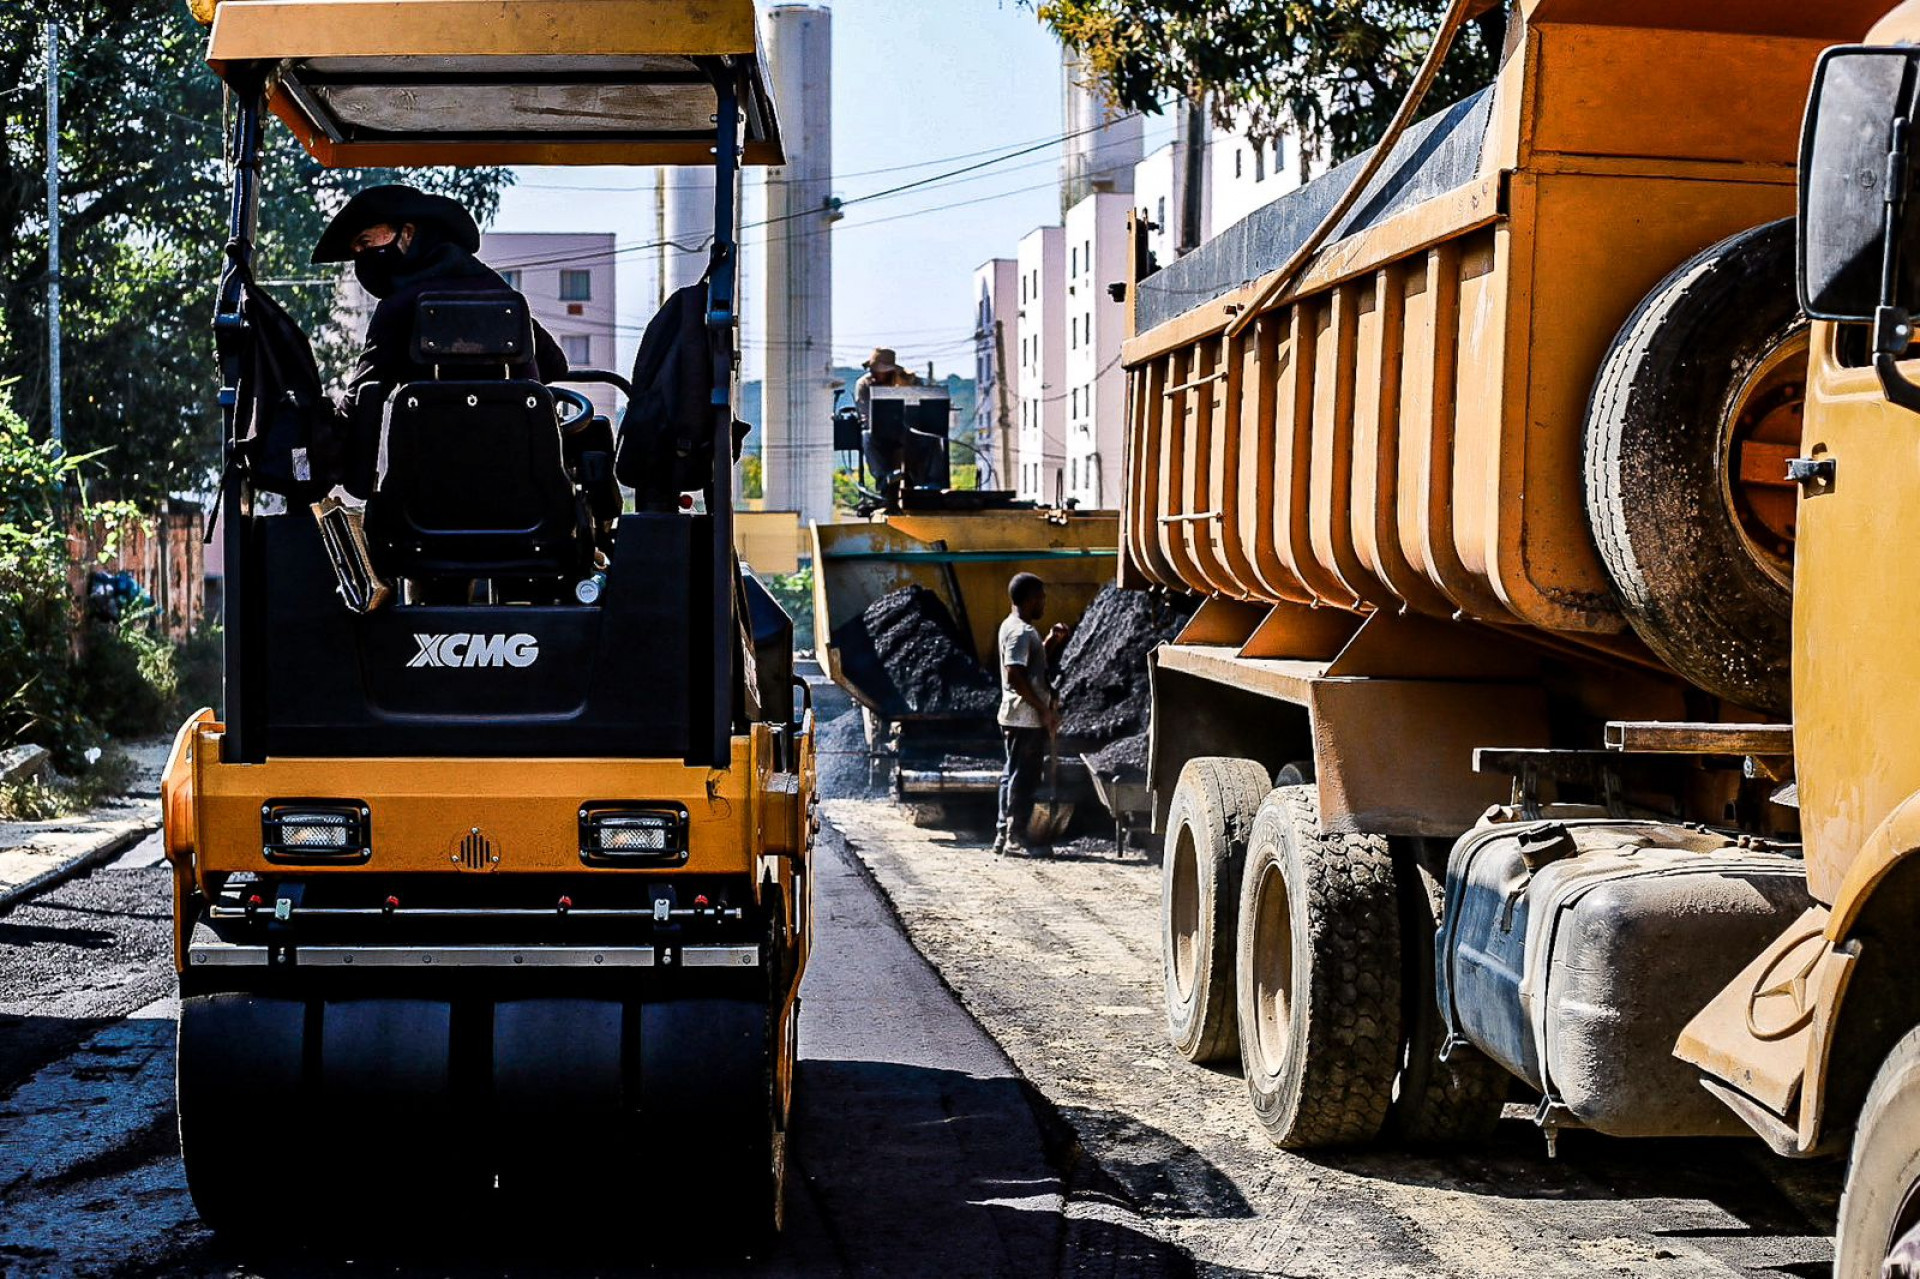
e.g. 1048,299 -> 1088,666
764,566 -> 815,652
0,388 -> 96,765
0,749 -> 135,822
0,384 -> 187,777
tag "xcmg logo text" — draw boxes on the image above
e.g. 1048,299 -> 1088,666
407,633 -> 540,669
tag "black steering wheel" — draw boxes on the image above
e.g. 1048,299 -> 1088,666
550,386 -> 597,431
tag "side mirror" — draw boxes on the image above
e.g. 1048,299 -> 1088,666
1799,47 -> 1917,322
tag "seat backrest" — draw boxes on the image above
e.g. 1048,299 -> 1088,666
368,381 -> 586,582
365,291 -> 585,582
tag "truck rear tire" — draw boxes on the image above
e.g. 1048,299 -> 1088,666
1835,1025 -> 1920,1279
1162,757 -> 1272,1064
1584,218 -> 1805,714
1235,786 -> 1402,1148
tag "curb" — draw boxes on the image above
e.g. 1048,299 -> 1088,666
0,814 -> 162,915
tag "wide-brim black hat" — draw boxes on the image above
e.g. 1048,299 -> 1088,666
311,184 -> 481,263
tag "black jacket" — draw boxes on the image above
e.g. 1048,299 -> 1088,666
336,243 -> 568,497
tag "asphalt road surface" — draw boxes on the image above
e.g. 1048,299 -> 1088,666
0,824 -> 1167,1277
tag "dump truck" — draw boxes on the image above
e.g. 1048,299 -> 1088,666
1125,0 -> 1920,1271
161,0 -> 811,1242
810,507 -> 1118,805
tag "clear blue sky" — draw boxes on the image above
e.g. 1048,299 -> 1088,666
490,1 -> 1167,383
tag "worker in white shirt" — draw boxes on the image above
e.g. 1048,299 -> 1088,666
994,571 -> 1073,854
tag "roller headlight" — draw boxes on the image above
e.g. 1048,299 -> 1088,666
579,805 -> 688,865
262,801 -> 370,863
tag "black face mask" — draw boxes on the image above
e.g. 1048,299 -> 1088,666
353,240 -> 410,299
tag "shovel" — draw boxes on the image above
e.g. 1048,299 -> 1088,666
1026,728 -> 1075,845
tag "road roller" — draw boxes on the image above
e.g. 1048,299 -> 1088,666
161,0 -> 812,1242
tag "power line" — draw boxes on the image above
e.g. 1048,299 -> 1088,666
481,103 -> 1167,275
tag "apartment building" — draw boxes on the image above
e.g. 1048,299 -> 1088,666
1061,193 -> 1129,509
971,257 -> 1020,491
1014,226 -> 1066,504
484,231 -> 619,418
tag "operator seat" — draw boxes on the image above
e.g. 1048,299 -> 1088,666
364,291 -> 589,586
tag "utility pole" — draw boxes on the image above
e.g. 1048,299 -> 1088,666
992,319 -> 1013,492
44,19 -> 62,450
1179,97 -> 1206,256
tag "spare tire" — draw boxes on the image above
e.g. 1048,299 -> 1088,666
1584,218 -> 1807,714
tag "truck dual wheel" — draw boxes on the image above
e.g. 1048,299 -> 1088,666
1161,757 -> 1273,1064
1585,217 -> 1805,714
1235,785 -> 1403,1148
1835,1026 -> 1920,1279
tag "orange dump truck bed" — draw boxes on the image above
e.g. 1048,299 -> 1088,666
1122,0 -> 1883,648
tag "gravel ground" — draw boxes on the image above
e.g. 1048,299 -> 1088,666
815,711 -> 1842,1278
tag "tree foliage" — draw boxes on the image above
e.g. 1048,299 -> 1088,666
0,0 -> 510,503
1036,0 -> 1507,169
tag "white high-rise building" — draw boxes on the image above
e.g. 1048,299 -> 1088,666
762,4 -> 835,526
1062,193 -> 1129,509
1015,226 -> 1066,504
1133,104 -> 1214,268
972,258 -> 1020,492
1133,101 -> 1316,274
1211,126 -> 1305,230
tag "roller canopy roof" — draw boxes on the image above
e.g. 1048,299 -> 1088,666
205,0 -> 783,168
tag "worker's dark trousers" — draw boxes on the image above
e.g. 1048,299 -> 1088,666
998,726 -> 1048,839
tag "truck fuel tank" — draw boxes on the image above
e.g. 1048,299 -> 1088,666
1437,817 -> 1811,1139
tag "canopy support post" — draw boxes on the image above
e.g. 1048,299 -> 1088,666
216,71 -> 266,764
693,64 -> 743,769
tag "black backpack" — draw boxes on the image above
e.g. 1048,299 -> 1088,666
227,254 -> 342,503
615,281 -> 734,508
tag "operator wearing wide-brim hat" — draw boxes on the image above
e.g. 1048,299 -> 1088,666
321,183 -> 568,498
311,183 -> 483,265
855,345 -> 919,415
854,345 -> 924,499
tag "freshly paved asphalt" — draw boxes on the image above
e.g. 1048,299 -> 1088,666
0,824 -> 1156,1277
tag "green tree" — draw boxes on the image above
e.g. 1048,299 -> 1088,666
1035,0 -> 1506,169
763,566 -> 814,651
832,466 -> 861,515
0,0 -> 510,503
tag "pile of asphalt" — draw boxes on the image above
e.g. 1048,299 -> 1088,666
1054,586 -> 1197,750
1083,731 -> 1149,778
830,585 -> 998,719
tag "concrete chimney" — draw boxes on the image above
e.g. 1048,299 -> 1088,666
763,4 -> 835,527
1061,47 -> 1143,212
656,165 -> 713,307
